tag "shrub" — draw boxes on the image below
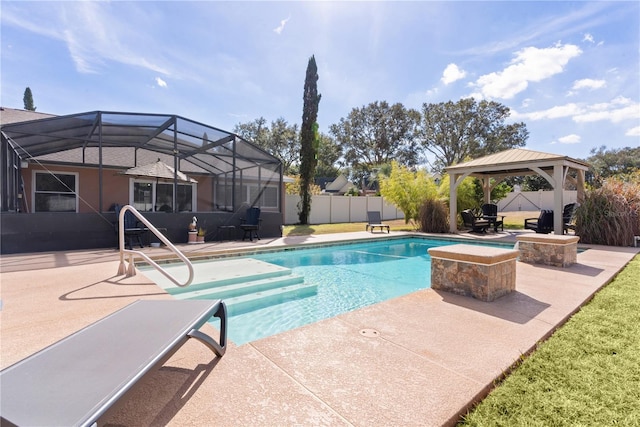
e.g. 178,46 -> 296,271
575,174 -> 639,246
419,198 -> 449,233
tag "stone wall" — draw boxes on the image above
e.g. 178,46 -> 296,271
428,244 -> 519,302
516,235 -> 579,268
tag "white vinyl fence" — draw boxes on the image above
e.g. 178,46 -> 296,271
497,190 -> 578,212
284,195 -> 404,225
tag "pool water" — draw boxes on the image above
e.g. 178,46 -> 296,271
202,237 -> 514,345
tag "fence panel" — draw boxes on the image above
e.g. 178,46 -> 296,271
497,190 -> 578,212
283,194 -> 403,225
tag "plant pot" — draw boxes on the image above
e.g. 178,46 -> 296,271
197,235 -> 205,243
188,231 -> 197,244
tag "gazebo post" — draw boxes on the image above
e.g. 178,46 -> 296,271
449,172 -> 458,233
553,164 -> 564,235
576,169 -> 586,203
482,176 -> 492,204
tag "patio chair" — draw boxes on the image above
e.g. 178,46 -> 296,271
524,210 -> 554,234
480,203 -> 504,231
115,204 -> 148,249
240,207 -> 261,241
461,209 -> 490,233
366,211 -> 390,233
0,299 -> 227,427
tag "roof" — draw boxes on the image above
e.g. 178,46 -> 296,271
1,109 -> 281,178
0,107 -> 56,124
444,148 -> 590,176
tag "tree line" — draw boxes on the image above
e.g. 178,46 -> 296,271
234,97 -> 530,182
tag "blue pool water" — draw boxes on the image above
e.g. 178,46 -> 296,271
205,237 -> 513,344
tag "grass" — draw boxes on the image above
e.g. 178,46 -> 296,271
459,254 -> 640,426
282,210 -> 537,236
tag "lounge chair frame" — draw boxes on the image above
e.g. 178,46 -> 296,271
0,299 -> 227,427
366,211 -> 390,233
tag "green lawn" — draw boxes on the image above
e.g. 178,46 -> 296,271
282,211 -> 536,236
459,255 -> 640,426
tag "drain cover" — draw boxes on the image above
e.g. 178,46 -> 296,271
359,328 -> 380,338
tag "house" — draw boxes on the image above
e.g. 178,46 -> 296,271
0,108 -> 284,254
322,174 -> 358,195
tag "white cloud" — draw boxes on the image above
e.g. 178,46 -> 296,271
583,33 -> 594,43
557,134 -> 581,144
472,43 -> 582,99
514,97 -> 640,125
274,15 -> 291,35
626,126 -> 640,137
155,77 -> 167,88
573,103 -> 639,123
441,63 -> 466,85
572,78 -> 606,90
515,103 -> 583,121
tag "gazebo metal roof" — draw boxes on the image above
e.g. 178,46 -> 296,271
0,110 -> 280,176
444,148 -> 590,177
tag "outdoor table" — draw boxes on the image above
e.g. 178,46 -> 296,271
483,215 -> 505,232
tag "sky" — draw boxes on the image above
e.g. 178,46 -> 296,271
1,1 -> 639,164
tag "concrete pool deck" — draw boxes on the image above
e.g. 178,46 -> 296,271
1,231 -> 638,426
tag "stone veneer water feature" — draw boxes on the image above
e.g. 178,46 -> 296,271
428,244 -> 519,302
516,234 -> 580,268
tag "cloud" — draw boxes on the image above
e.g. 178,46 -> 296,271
513,97 -> 640,125
557,134 -> 581,144
155,77 -> 167,88
626,126 -> 640,137
472,43 -> 582,99
274,15 -> 291,34
572,78 -> 606,90
441,63 -> 466,85
583,33 -> 595,43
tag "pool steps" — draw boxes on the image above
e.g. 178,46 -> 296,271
140,258 -> 317,315
205,283 -> 317,317
172,274 -> 306,300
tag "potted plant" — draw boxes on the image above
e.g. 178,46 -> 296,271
197,227 -> 206,243
188,216 -> 198,243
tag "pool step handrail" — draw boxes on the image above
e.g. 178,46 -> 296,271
117,204 -> 194,287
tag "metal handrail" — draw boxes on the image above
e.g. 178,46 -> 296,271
117,205 -> 194,287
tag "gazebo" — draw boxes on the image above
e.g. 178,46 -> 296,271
444,148 -> 590,235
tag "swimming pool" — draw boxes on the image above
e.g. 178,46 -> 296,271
150,237 -> 514,344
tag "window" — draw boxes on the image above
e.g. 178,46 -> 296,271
131,180 -> 195,212
33,171 -> 78,212
243,183 -> 279,209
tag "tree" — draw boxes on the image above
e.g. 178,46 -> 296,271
23,87 -> 36,111
315,133 -> 342,178
329,101 -> 420,172
418,98 -> 528,172
380,161 -> 437,226
234,117 -> 300,175
234,117 -> 269,147
269,118 -> 300,175
586,146 -> 640,181
298,55 -> 321,224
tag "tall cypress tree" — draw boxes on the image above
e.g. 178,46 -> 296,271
23,87 -> 36,111
298,55 -> 321,224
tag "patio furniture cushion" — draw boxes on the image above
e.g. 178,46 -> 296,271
0,299 -> 227,427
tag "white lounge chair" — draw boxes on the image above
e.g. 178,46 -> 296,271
0,299 -> 227,427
